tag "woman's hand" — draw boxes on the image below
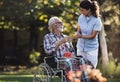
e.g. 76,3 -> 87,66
72,33 -> 82,39
76,33 -> 82,38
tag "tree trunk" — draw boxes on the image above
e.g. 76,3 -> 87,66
29,26 -> 39,52
13,29 -> 17,55
99,25 -> 109,67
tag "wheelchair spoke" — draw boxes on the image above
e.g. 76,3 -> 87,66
33,63 -> 52,82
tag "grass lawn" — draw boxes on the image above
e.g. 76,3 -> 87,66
0,75 -> 61,82
107,79 -> 120,82
0,66 -> 120,82
0,75 -> 33,82
0,75 -> 120,82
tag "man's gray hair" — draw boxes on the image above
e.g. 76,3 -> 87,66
48,16 -> 61,32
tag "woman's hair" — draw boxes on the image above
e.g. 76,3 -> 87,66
79,0 -> 100,17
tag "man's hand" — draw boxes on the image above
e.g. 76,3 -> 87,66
61,36 -> 73,43
56,36 -> 73,48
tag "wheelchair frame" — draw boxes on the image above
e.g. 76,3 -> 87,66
33,55 -> 83,82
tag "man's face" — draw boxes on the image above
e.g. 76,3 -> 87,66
54,19 -> 63,32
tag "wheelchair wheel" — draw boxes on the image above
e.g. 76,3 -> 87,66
33,63 -> 52,82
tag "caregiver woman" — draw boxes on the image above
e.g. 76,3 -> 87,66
75,0 -> 102,68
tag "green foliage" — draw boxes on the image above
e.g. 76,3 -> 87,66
0,0 -> 119,32
0,0 -> 119,31
100,0 -> 120,28
0,0 -> 80,34
29,50 -> 41,64
114,63 -> 120,77
104,60 -> 116,78
98,53 -> 120,78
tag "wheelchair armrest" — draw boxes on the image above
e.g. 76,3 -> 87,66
44,55 -> 54,63
44,55 -> 54,59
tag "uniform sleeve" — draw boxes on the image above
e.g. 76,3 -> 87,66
43,35 -> 56,55
93,17 -> 102,31
78,14 -> 83,26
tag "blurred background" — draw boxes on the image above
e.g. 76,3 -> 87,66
0,0 -> 120,81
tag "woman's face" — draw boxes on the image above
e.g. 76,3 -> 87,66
80,8 -> 91,17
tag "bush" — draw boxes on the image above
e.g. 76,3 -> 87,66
29,50 -> 41,65
98,52 -> 120,78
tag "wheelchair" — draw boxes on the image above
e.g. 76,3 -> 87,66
33,53 -> 95,82
33,38 -> 96,82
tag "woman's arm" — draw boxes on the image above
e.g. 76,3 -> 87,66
81,30 -> 99,39
75,25 -> 99,39
77,25 -> 81,34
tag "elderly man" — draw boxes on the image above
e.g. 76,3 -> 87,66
43,16 -> 75,58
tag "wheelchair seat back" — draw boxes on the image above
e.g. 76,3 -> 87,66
44,56 -> 57,68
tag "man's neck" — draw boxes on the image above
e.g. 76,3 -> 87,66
54,30 -> 61,36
